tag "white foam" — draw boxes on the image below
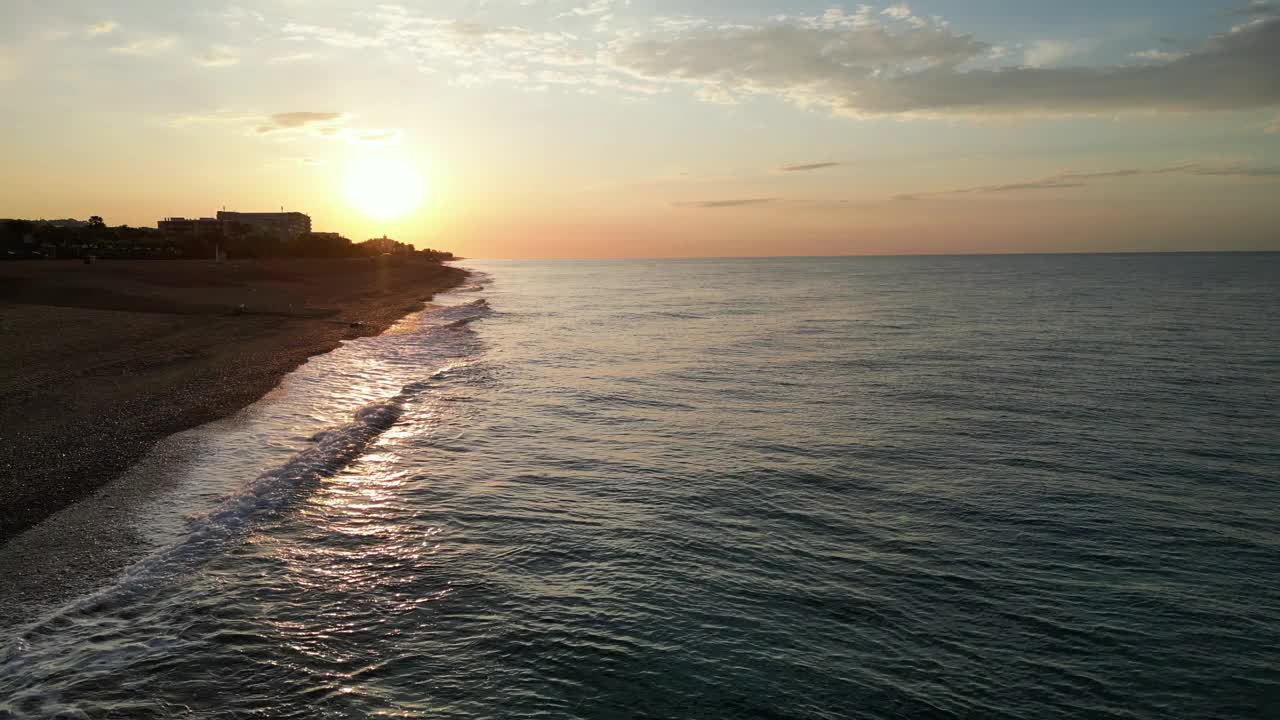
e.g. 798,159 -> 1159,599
2,285 -> 494,658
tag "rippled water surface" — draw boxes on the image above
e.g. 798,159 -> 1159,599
3,254 -> 1279,719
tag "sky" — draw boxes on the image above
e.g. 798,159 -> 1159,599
2,0 -> 1279,258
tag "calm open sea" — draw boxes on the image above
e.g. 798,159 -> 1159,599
2,254 -> 1279,719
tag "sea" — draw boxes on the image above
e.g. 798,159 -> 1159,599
1,254 -> 1278,719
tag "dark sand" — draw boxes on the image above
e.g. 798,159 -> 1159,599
0,258 -> 467,545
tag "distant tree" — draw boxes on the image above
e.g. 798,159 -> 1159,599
88,215 -> 106,228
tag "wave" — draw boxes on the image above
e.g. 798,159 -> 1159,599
2,296 -> 495,658
437,299 -> 490,328
452,271 -> 492,293
1,386 -> 412,659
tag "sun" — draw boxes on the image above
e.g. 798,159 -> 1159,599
344,154 -> 426,220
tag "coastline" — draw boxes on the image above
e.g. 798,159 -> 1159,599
0,257 -> 468,545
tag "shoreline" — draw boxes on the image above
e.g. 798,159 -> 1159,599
0,257 -> 468,545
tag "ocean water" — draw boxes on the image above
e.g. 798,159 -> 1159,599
2,254 -> 1279,719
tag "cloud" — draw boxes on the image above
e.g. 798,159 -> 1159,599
222,6 -> 266,28
881,4 -> 913,21
88,21 -> 118,36
257,111 -> 345,133
279,5 -> 683,99
195,45 -> 239,67
612,11 -> 1280,117
344,129 -> 401,143
672,198 -> 776,208
171,110 -> 402,146
1227,1 -> 1279,17
1187,164 -> 1280,177
560,0 -> 617,18
109,37 -> 176,56
617,23 -> 987,80
781,162 -> 841,172
1132,49 -> 1186,62
1022,40 -> 1083,68
1267,116 -> 1280,133
897,163 -> 1280,200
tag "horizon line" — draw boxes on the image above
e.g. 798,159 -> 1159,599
454,249 -> 1280,262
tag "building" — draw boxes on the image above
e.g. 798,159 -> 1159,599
157,217 -> 223,241
216,211 -> 311,240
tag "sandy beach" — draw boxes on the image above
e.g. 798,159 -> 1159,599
0,257 -> 467,544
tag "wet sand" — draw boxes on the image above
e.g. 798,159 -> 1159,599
0,258 -> 467,545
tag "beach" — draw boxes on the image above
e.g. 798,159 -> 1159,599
0,257 -> 467,544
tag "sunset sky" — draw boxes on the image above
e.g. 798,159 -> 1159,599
3,0 -> 1279,258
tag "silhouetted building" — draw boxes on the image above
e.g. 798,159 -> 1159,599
157,217 -> 222,241
216,211 -> 311,239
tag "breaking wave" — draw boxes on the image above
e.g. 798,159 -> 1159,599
1,296 -> 494,668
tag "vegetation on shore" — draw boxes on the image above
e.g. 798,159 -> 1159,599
0,217 -> 455,262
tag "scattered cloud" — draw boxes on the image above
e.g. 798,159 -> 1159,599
1132,49 -> 1186,62
897,162 -> 1280,200
281,6 -> 663,99
257,111 -> 345,133
560,0 -> 617,18
672,198 -> 776,208
250,2 -> 1280,120
881,4 -> 913,21
1022,40 -> 1084,68
612,10 -> 1280,117
1226,1 -> 1279,17
109,37 -> 176,56
170,110 -> 401,145
1187,164 -> 1280,177
222,6 -> 267,28
781,162 -> 841,172
88,21 -> 118,36
344,129 -> 401,143
617,23 -> 986,79
195,45 -> 239,67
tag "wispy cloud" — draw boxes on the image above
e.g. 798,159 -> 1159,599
281,6 -> 663,99
195,45 -> 239,67
1132,49 -> 1186,62
1022,40 -> 1085,68
881,4 -> 913,21
560,0 -> 618,18
257,111 -> 345,133
897,163 -> 1280,200
87,21 -> 118,36
672,198 -> 776,208
109,37 -> 176,56
612,8 -> 1280,117
781,162 -> 840,172
1226,1 -> 1279,17
170,110 -> 401,145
